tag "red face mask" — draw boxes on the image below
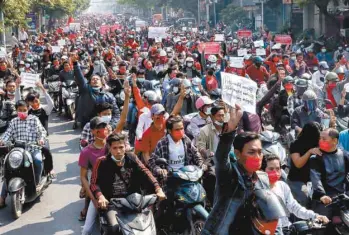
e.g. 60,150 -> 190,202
31,102 -> 40,110
0,65 -> 6,71
267,170 -> 280,184
18,112 -> 28,120
96,128 -> 109,140
119,68 -> 126,74
172,129 -> 184,141
283,60 -> 289,65
339,74 -> 345,81
245,156 -> 261,173
273,57 -> 279,63
319,140 -> 332,152
328,83 -> 337,90
284,83 -> 293,91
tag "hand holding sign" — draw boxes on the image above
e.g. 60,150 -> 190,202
20,73 -> 40,88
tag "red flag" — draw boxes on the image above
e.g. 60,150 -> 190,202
67,16 -> 74,25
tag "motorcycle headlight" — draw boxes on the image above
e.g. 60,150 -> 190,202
9,151 -> 23,169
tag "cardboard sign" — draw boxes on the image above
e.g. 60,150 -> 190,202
256,48 -> 266,56
214,34 -> 225,42
57,39 -> 66,46
229,57 -> 244,68
237,30 -> 252,38
51,46 -> 61,53
254,40 -> 264,48
21,73 -> 40,88
148,27 -> 168,39
99,25 -> 110,35
69,23 -> 81,32
237,49 -> 248,57
198,42 -> 220,55
221,72 -> 257,114
275,35 -> 292,45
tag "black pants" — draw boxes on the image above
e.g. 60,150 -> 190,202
42,140 -> 53,173
58,87 -> 63,113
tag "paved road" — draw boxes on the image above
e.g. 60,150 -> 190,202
0,115 -> 98,235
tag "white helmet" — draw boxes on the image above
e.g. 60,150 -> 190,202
143,90 -> 157,102
192,77 -> 201,86
185,57 -> 194,63
159,50 -> 167,57
208,55 -> 217,63
195,96 -> 214,109
182,79 -> 192,88
233,39 -> 239,44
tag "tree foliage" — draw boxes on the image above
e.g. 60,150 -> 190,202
219,4 -> 250,30
0,0 -> 31,28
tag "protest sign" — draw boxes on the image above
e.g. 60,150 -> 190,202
275,35 -> 292,45
192,28 -> 198,33
0,47 -> 6,58
256,48 -> 266,56
69,23 -> 81,32
57,39 -> 66,46
148,27 -> 168,39
182,27 -> 187,31
51,46 -> 61,53
197,42 -> 220,55
99,25 -> 110,35
63,26 -> 70,33
237,49 -> 248,57
229,57 -> 244,68
21,73 -> 40,87
221,72 -> 257,114
237,30 -> 252,38
254,40 -> 264,48
110,24 -> 122,32
214,34 -> 225,42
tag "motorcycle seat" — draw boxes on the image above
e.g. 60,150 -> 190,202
333,216 -> 342,225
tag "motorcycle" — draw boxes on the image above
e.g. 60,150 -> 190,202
62,80 -> 79,120
288,220 -> 326,235
325,193 -> 349,234
2,141 -> 51,219
99,193 -> 158,235
47,75 -> 60,111
0,100 -> 17,134
155,158 -> 209,235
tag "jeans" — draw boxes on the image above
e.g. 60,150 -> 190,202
82,201 -> 97,235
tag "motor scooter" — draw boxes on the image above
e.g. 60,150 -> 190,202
62,80 -> 79,120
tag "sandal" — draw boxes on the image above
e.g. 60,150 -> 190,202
78,210 -> 86,221
79,187 -> 86,199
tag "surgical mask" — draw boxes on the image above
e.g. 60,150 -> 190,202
214,120 -> 224,127
7,91 -> 15,96
96,128 -> 109,140
187,62 -> 193,67
111,155 -> 125,163
290,56 -> 296,61
112,66 -> 118,72
245,156 -> 262,172
18,111 -> 28,120
205,107 -> 212,115
171,129 -> 184,141
339,47 -> 343,51
319,140 -> 332,152
173,87 -> 179,93
267,170 -> 280,184
100,115 -> 112,124
91,87 -> 100,92
321,49 -> 327,53
185,88 -> 191,95
19,68 -> 25,72
137,77 -> 145,83
167,53 -> 173,57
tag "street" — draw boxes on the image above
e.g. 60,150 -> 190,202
0,115 -> 97,235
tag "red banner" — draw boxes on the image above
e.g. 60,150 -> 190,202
275,35 -> 292,45
237,30 -> 252,38
198,42 -> 220,55
110,24 -> 122,32
99,25 -> 110,35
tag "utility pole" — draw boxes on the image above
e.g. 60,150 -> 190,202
213,0 -> 216,27
261,0 -> 264,31
198,0 -> 200,26
206,0 -> 209,23
240,0 -> 243,7
0,8 -> 5,48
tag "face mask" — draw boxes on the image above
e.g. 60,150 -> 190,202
168,53 -> 173,57
171,129 -> 184,141
328,83 -> 337,90
92,87 -> 100,92
204,107 -> 212,115
214,120 -> 224,127
111,155 -> 125,163
339,74 -> 345,81
0,65 -> 6,71
245,156 -> 262,172
100,115 -> 112,124
319,140 -> 332,152
273,58 -> 279,63
290,56 -> 296,61
19,68 -> 25,72
7,91 -> 15,96
321,49 -> 327,53
112,66 -> 118,72
303,100 -> 317,112
173,87 -> 179,93
267,170 -> 280,184
284,60 -> 289,65
320,69 -> 327,75
154,116 -> 165,125
31,103 -> 40,110
187,62 -> 193,67
284,83 -> 293,91
137,77 -> 145,83
18,111 -> 28,120
119,68 -> 126,74
339,47 -> 343,51
96,128 -> 109,140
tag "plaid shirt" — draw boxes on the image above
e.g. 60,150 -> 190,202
1,115 -> 47,152
148,134 -> 204,176
287,95 -> 303,117
80,122 -> 94,144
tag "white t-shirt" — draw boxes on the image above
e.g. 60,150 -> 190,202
167,134 -> 185,171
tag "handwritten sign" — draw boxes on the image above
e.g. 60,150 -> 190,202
229,57 -> 244,68
148,27 -> 168,39
214,34 -> 225,42
57,39 -> 66,46
237,49 -> 248,57
21,73 -> 40,88
192,28 -> 198,33
275,35 -> 292,45
69,23 -> 81,32
256,48 -> 266,56
51,46 -> 61,53
99,25 -> 110,35
237,30 -> 252,38
254,40 -> 264,48
221,72 -> 257,114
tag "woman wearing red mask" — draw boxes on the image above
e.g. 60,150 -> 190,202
282,55 -> 293,75
264,54 -> 280,75
263,154 -> 329,233
0,61 -> 11,81
323,72 -> 344,109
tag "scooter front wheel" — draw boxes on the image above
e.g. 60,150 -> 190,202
10,188 -> 24,219
191,219 -> 205,235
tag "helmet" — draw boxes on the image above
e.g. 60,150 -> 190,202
301,73 -> 312,80
169,78 -> 181,87
165,47 -> 173,53
325,72 -> 339,82
182,79 -> 191,88
336,66 -> 345,74
185,57 -> 194,63
143,90 -> 157,102
195,96 -> 214,109
192,77 -> 201,86
254,56 -> 263,64
208,55 -> 217,63
302,89 -> 317,101
319,61 -> 329,70
159,50 -> 167,57
295,79 -> 308,97
282,76 -> 294,85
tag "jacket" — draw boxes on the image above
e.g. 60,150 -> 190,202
73,62 -> 120,126
291,106 -> 327,129
166,92 -> 198,116
196,122 -> 219,155
202,131 -> 271,235
321,75 -> 349,106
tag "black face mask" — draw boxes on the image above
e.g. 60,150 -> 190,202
255,63 -> 261,68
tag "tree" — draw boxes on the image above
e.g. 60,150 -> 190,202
219,4 -> 251,30
117,0 -> 159,9
0,0 -> 31,29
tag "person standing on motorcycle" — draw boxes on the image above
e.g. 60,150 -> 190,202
0,100 -> 47,208
310,128 -> 349,219
90,133 -> 166,235
262,154 -> 329,234
316,46 -> 334,67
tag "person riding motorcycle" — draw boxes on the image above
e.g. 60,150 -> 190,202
90,133 -> 165,235
182,57 -> 201,79
322,71 -> 349,108
288,78 -> 308,116
0,60 -> 13,81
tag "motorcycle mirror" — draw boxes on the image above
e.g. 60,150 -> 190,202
155,158 -> 168,166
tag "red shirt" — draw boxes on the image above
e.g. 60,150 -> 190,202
264,60 -> 278,75
140,124 -> 166,153
246,65 -> 270,85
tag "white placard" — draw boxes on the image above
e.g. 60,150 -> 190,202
221,72 -> 257,114
256,48 -> 266,56
63,26 -> 70,33
237,49 -> 248,57
21,73 -> 40,88
254,40 -> 264,48
148,27 -> 168,39
57,39 -> 66,46
203,30 -> 208,34
51,46 -> 61,53
182,27 -> 187,31
229,57 -> 244,68
173,36 -> 181,43
0,48 -> 6,58
214,34 -> 225,42
69,23 -> 81,32
192,28 -> 198,33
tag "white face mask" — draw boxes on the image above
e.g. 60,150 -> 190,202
112,66 -> 118,72
185,88 -> 190,95
205,107 -> 211,115
291,56 -> 296,61
19,67 -> 25,72
214,120 -> 224,127
321,49 -> 327,53
100,115 -> 112,124
187,62 -> 193,67
173,87 -> 179,93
